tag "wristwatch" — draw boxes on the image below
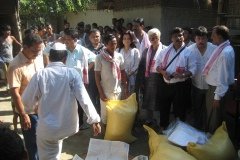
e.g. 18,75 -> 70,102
182,73 -> 186,78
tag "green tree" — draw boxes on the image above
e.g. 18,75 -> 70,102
20,0 -> 97,25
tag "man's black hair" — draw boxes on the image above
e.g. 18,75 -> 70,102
103,34 -> 116,45
23,33 -> 43,47
49,49 -> 67,62
213,25 -> 230,40
64,28 -> 78,39
0,24 -> 11,32
195,26 -> 208,37
183,27 -> 193,34
133,18 -> 144,26
170,27 -> 184,36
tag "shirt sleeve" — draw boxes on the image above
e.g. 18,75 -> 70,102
119,54 -> 125,70
214,51 -> 234,100
7,65 -> 21,88
21,74 -> 40,113
186,49 -> 197,76
154,49 -> 164,70
83,46 -> 96,63
94,55 -> 102,71
73,71 -> 101,124
131,48 -> 141,72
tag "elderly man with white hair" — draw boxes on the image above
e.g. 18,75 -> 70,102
136,28 -> 166,128
22,43 -> 101,160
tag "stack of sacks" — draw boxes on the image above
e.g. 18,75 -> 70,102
144,125 -> 197,160
187,122 -> 236,160
104,93 -> 138,143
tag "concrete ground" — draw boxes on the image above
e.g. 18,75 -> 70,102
0,81 -> 149,160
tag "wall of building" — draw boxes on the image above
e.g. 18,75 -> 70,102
65,9 -> 113,28
65,3 -> 217,43
227,0 -> 240,74
227,0 -> 240,30
114,6 -> 217,43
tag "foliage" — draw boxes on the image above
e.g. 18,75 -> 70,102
19,0 -> 97,25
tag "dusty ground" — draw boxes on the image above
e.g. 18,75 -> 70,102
0,81 -> 149,160
1,80 -> 239,160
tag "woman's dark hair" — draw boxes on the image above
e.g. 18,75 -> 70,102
49,49 -> 67,62
118,30 -> 136,51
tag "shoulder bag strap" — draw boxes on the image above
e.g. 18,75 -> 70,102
164,46 -> 186,70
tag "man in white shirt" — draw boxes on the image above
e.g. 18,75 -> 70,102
22,43 -> 101,160
156,27 -> 197,130
188,26 -> 216,129
95,34 -> 129,124
63,28 -> 96,130
132,18 -> 151,55
203,25 -> 235,133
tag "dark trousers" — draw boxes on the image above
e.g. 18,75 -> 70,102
205,85 -> 229,133
191,85 -> 207,130
77,101 -> 84,126
22,114 -> 39,160
159,80 -> 191,128
87,69 -> 100,114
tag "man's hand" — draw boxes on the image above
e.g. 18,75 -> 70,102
100,93 -> 108,102
92,123 -> 101,136
21,114 -> 31,130
162,71 -> 171,81
213,100 -> 220,108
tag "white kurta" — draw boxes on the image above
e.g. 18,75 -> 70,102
22,62 -> 100,141
205,44 -> 235,100
188,42 -> 217,90
155,43 -> 197,84
94,51 -> 125,124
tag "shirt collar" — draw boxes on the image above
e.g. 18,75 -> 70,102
19,51 -> 34,64
47,62 -> 66,67
67,44 -> 81,54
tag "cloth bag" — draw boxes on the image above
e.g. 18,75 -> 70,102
104,93 -> 137,143
187,122 -> 236,160
143,125 -> 196,160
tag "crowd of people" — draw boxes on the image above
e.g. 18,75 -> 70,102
0,17 -> 236,160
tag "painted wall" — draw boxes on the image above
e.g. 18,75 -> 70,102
65,9 -> 113,28
114,6 -> 217,43
65,5 -> 217,44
